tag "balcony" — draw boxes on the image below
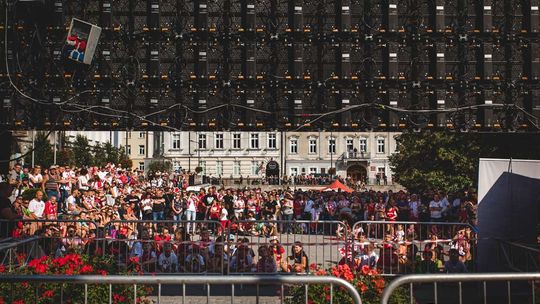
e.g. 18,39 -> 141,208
340,151 -> 370,160
336,151 -> 370,170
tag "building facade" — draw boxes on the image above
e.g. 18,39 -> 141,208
119,131 -> 151,171
141,131 -> 399,183
151,131 -> 283,178
284,131 -> 400,184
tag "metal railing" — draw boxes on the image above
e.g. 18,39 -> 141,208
498,239 -> 540,273
101,219 -> 348,274
381,273 -> 540,304
0,274 -> 363,304
349,221 -> 476,275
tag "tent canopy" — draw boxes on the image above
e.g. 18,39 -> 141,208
322,180 -> 353,193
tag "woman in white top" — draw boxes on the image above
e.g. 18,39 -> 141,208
185,192 -> 198,234
140,193 -> 154,220
29,166 -> 43,188
77,169 -> 90,191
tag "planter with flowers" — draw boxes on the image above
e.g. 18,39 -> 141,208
0,253 -> 153,304
286,264 -> 409,304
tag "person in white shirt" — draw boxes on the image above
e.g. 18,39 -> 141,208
429,194 -> 443,222
77,169 -> 89,191
28,190 -> 46,218
408,194 -> 420,221
65,189 -> 82,215
158,242 -> 178,273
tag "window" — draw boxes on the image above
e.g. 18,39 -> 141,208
216,161 -> 223,176
359,138 -> 367,153
289,138 -> 298,154
126,145 -> 131,155
320,168 -> 326,174
172,133 -> 181,150
215,133 -> 224,149
308,137 -> 317,154
267,133 -> 277,149
251,161 -> 260,175
199,161 -> 206,175
309,167 -> 317,174
328,138 -> 336,154
233,161 -> 241,175
138,145 -> 145,155
139,132 -> 145,139
377,137 -> 385,154
250,133 -> 259,149
346,138 -> 354,152
233,133 -> 241,149
138,162 -> 145,171
290,167 -> 298,176
198,133 -> 207,149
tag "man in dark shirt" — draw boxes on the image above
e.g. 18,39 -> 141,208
0,182 -> 22,238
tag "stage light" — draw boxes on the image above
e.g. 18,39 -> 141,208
63,120 -> 71,127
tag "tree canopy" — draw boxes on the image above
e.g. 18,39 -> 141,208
389,132 -> 540,193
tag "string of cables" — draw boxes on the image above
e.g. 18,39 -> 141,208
3,2 -> 539,132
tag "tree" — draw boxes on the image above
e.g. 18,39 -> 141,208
71,135 -> 93,168
147,160 -> 172,176
389,132 -> 540,194
389,132 -> 490,193
57,148 -> 75,166
104,142 -> 119,165
92,142 -> 108,167
117,147 -> 133,169
24,132 -> 53,168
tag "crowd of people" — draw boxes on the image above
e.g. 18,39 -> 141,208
0,162 -> 478,275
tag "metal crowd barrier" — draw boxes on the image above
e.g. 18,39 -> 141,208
0,219 -> 100,269
349,220 -> 476,275
498,239 -> 540,273
101,220 -> 348,275
0,274 -> 363,304
381,273 -> 540,304
0,236 -> 41,271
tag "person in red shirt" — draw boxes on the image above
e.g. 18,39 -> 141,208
43,195 -> 58,220
385,200 -> 399,235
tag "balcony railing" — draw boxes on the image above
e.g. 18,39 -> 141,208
338,151 -> 371,161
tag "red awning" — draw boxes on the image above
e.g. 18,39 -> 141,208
322,180 -> 353,193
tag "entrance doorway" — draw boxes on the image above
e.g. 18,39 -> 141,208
346,164 -> 367,183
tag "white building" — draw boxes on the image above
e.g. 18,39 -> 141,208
65,131 -> 122,148
152,131 -> 283,178
284,131 -> 400,184
141,131 -> 400,184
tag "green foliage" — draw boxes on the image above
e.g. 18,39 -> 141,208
148,160 -> 172,175
117,147 -> 133,169
21,188 -> 47,202
24,132 -> 53,168
56,149 -> 74,167
389,132 -> 540,194
0,253 -> 152,304
92,142 -> 108,167
71,135 -> 94,168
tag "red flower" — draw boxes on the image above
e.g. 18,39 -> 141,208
99,270 -> 107,276
80,265 -> 93,274
309,263 -> 318,271
360,265 -> 370,275
12,300 -> 25,304
113,294 -> 126,304
0,264 -> 5,273
42,290 -> 54,298
21,282 -> 29,288
325,294 -> 331,301
356,282 -> 368,294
